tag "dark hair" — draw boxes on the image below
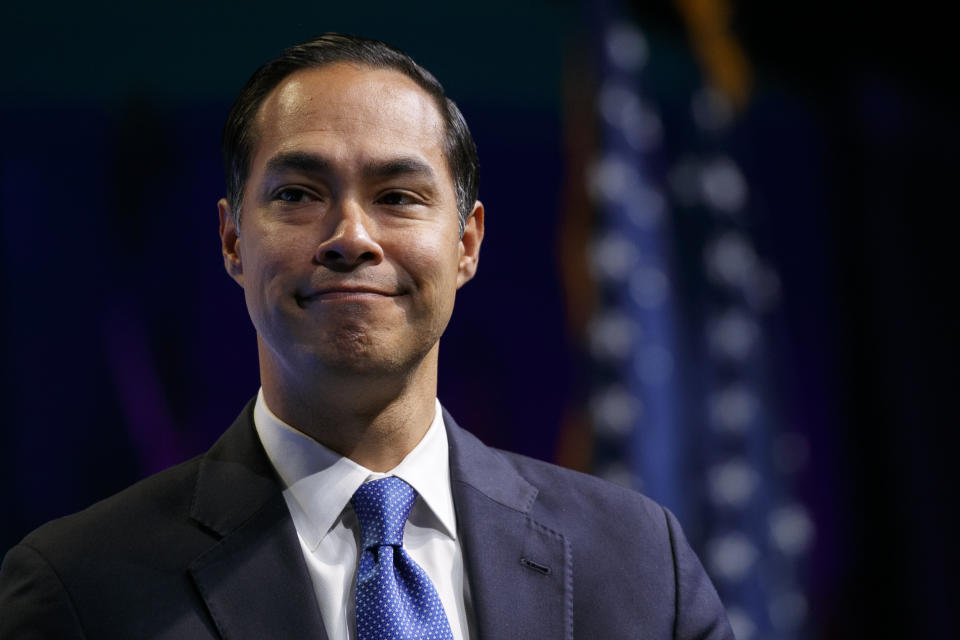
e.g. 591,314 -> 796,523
222,33 -> 479,232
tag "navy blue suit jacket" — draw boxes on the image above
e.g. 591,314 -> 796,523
0,400 -> 733,638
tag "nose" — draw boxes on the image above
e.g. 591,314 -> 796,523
314,200 -> 384,271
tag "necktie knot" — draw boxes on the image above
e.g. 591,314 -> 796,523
350,476 -> 416,550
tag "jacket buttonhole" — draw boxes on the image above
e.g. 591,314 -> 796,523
520,557 -> 552,575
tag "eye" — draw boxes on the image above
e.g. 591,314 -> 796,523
377,191 -> 421,206
274,187 -> 312,203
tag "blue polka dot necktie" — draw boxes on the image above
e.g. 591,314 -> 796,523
350,476 -> 455,640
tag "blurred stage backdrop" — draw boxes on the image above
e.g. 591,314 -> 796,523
1,0 -> 955,637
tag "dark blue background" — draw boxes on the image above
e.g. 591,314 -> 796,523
2,1 -> 956,636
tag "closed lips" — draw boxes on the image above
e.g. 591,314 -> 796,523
296,286 -> 400,305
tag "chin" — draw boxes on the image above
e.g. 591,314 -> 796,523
315,329 -> 439,377
299,328 -> 396,373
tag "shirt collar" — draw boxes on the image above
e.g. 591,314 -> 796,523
253,388 -> 456,550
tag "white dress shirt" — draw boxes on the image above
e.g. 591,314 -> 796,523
253,389 -> 475,640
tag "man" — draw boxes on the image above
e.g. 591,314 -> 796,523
0,34 -> 733,639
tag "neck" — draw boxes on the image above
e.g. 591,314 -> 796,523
258,340 -> 439,472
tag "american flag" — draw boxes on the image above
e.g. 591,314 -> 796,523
584,7 -> 814,638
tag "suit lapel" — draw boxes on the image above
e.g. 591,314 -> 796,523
183,401 -> 572,639
187,400 -> 329,640
445,410 -> 573,640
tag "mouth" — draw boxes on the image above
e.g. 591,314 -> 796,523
295,286 -> 400,307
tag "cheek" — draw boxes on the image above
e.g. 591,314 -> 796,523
401,234 -> 461,291
241,236 -> 303,300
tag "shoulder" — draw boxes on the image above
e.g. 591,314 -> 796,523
0,454 -> 236,637
443,411 -> 672,545
497,447 -> 651,505
0,455 -> 210,635
14,454 -> 207,568
13,399 -> 263,563
489,449 -> 733,638
495,448 -> 672,540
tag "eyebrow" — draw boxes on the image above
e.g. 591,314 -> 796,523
263,151 -> 437,182
264,151 -> 329,176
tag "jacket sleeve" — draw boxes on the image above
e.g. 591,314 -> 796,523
0,543 -> 87,639
663,507 -> 736,640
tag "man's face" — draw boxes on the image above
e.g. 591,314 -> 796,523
218,63 -> 482,380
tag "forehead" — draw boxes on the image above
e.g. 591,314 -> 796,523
250,63 -> 447,174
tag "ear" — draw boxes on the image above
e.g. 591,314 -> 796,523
456,200 -> 484,289
218,198 -> 244,286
